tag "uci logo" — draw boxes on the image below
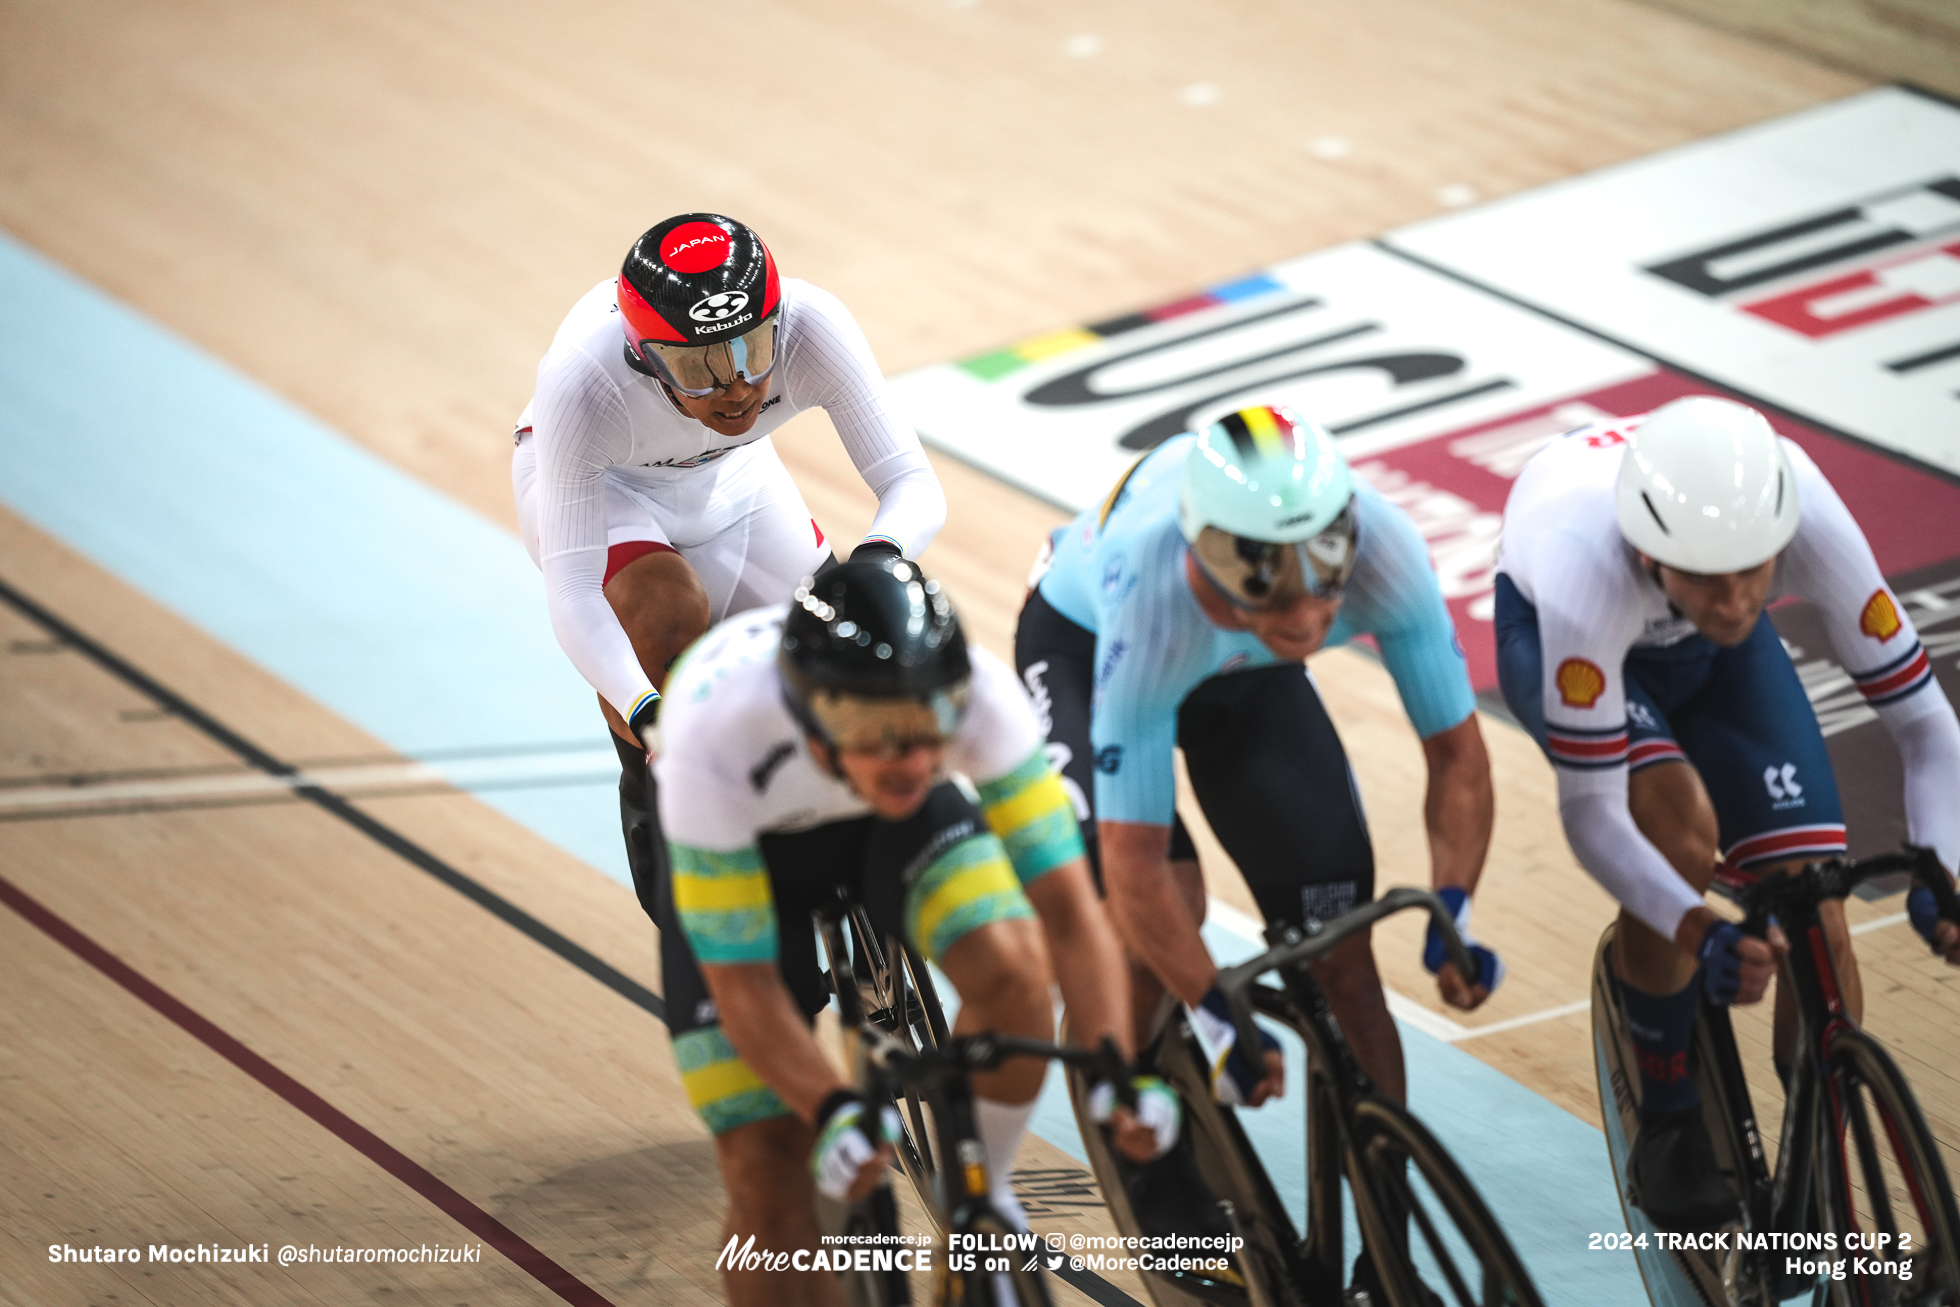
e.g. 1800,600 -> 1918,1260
689,290 -> 749,322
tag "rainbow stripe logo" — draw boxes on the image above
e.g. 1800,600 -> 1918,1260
957,272 -> 1288,381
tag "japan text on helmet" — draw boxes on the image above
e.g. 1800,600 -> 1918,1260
618,214 -> 783,397
1177,404 -> 1359,609
778,558 -> 972,758
1614,397 -> 1799,574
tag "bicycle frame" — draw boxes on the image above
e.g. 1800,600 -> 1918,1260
1715,847 -> 1956,1299
1597,845 -> 1960,1306
1206,887 -> 1491,1304
858,1027 -> 1131,1307
818,896 -> 952,1224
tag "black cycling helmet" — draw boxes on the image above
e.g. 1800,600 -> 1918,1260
779,557 -> 971,757
618,213 -> 782,396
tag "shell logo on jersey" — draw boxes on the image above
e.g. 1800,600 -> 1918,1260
1556,657 -> 1607,709
1859,589 -> 1902,642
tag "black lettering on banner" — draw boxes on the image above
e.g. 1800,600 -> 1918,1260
1016,286 -> 1517,453
1119,362 -> 1509,452
1644,176 -> 1960,298
1023,297 -> 1354,406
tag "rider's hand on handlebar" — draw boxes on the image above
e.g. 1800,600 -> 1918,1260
1906,884 -> 1960,965
1696,918 -> 1786,1006
810,1090 -> 899,1203
1089,1075 -> 1181,1163
1187,987 -> 1285,1107
1423,887 -> 1504,1011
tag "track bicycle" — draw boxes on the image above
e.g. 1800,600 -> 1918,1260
817,891 -> 954,1231
840,1019 -> 1140,1306
1592,845 -> 1960,1307
1069,886 -> 1546,1307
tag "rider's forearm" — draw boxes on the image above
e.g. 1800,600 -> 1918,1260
1557,775 -> 1706,944
700,961 -> 850,1123
1100,820 -> 1215,1007
1421,714 -> 1494,894
1026,860 -> 1134,1060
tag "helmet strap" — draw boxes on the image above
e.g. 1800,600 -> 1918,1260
781,685 -> 847,779
1641,557 -> 1687,620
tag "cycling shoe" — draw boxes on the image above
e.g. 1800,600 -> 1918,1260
1628,1106 -> 1739,1233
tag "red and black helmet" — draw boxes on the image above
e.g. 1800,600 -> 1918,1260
618,214 -> 783,395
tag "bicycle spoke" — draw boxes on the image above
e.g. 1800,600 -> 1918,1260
1402,1168 -> 1479,1306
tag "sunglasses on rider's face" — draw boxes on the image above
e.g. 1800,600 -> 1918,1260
633,311 -> 780,397
1189,501 -> 1360,611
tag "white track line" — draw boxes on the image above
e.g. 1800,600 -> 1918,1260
0,750 -> 620,810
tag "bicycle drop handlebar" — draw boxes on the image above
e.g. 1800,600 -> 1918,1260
856,1025 -> 1136,1105
1211,886 -> 1479,1069
1735,843 -> 1960,943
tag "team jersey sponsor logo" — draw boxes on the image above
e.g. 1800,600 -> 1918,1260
749,740 -> 797,793
661,222 -> 733,272
690,290 -> 750,322
640,446 -> 741,469
1094,745 -> 1123,774
1859,588 -> 1902,641
1555,657 -> 1607,708
1764,761 -> 1806,810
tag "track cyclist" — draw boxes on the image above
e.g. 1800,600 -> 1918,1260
1015,404 -> 1505,1289
1493,395 -> 1960,1234
652,557 -> 1177,1307
510,212 -> 946,911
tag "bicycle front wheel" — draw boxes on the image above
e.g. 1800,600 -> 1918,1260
830,1185 -> 915,1307
1348,1097 -> 1545,1307
1812,1026 -> 1960,1307
949,1210 -> 1055,1307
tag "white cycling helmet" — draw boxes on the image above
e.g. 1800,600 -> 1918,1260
1178,404 -> 1357,609
1615,396 -> 1799,575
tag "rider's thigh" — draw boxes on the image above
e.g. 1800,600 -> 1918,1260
682,442 -> 830,621
604,547 -> 712,671
1013,588 -> 1103,881
658,833 -> 832,1136
1666,615 -> 1846,892
1626,760 -> 1721,893
1177,663 -> 1374,927
937,913 -> 1053,1007
858,782 -> 1036,967
1309,929 -> 1388,1012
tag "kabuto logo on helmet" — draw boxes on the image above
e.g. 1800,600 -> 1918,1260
689,291 -> 750,322
660,221 -> 734,273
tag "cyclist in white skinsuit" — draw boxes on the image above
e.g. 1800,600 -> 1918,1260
513,212 -> 944,742
1494,396 -> 1960,1232
509,212 -> 946,960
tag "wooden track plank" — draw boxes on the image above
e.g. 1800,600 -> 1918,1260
0,904 -> 572,1307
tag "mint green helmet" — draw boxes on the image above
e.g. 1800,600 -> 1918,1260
1178,405 -> 1358,609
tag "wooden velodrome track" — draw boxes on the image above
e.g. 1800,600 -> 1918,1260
3,2 -> 1956,1303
